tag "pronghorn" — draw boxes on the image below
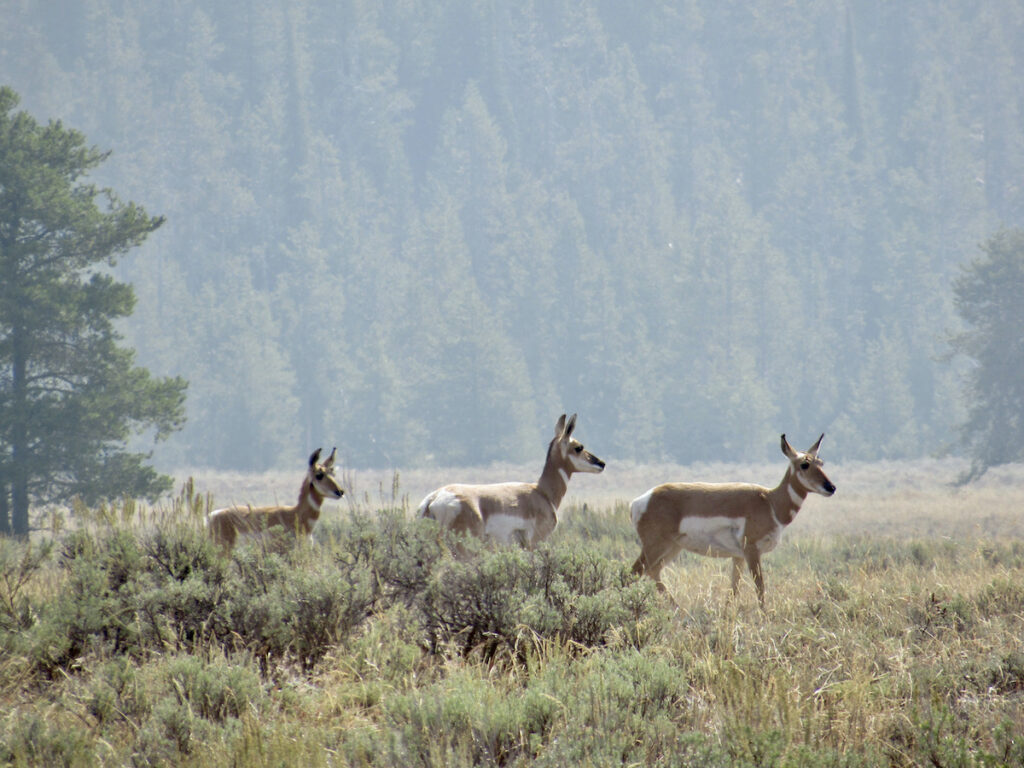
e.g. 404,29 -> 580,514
207,447 -> 344,551
630,434 -> 836,607
416,413 -> 606,548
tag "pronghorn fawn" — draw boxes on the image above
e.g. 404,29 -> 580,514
416,413 -> 606,548
630,434 -> 836,608
207,447 -> 344,551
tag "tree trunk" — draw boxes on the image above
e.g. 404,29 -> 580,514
10,325 -> 30,538
12,477 -> 28,539
0,475 -> 9,535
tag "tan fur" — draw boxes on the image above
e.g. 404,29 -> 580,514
631,434 -> 836,607
417,414 -> 605,548
207,447 -> 344,551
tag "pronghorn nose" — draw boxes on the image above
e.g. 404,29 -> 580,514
824,481 -> 836,495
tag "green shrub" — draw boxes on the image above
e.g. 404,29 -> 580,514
346,511 -> 450,605
163,654 -> 264,722
84,657 -> 152,728
280,565 -> 376,670
0,711 -> 95,768
144,523 -> 224,584
0,539 -> 52,633
30,551 -> 136,675
418,540 -> 667,659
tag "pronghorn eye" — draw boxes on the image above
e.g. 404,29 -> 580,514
800,462 -> 810,470
316,471 -> 325,480
574,445 -> 584,453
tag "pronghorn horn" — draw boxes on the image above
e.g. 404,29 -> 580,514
309,448 -> 322,467
563,413 -> 578,439
780,434 -> 798,460
807,434 -> 825,456
554,413 -> 567,438
324,447 -> 337,468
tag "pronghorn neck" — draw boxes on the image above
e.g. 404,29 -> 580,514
536,441 -> 570,513
298,477 -> 325,520
769,466 -> 808,526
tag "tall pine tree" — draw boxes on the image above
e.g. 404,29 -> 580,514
0,87 -> 186,536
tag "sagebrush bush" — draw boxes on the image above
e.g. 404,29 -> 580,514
0,538 -> 51,633
0,711 -> 95,768
333,510 -> 449,606
11,521 -> 382,679
418,540 -> 667,659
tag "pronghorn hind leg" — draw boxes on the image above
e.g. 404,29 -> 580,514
631,551 -> 648,577
642,548 -> 681,609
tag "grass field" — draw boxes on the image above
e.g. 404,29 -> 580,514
1,459 -> 1022,766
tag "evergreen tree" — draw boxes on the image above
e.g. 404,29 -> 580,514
0,87 -> 186,536
949,229 -> 1024,482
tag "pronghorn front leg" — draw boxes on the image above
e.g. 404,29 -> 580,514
744,546 -> 766,609
730,557 -> 744,596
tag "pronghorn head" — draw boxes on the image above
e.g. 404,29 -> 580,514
552,413 -> 606,474
307,447 -> 344,499
781,434 -> 836,496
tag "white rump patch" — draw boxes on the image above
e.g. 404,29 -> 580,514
677,516 -> 747,559
423,489 -> 463,528
630,490 -> 653,528
485,513 -> 534,546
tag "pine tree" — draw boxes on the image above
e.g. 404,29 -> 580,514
0,87 -> 186,536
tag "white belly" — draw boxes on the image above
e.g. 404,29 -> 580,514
484,513 -> 534,546
677,516 -> 747,558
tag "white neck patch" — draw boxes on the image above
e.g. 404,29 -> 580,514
558,468 -> 570,487
307,491 -> 322,513
788,482 -> 804,508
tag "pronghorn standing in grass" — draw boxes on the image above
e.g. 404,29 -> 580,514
207,447 -> 344,551
416,413 -> 606,548
630,434 -> 836,607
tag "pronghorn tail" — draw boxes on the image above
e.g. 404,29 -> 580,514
416,490 -> 439,519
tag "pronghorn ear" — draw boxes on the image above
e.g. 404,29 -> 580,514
807,434 -> 824,456
324,447 -> 336,468
780,434 -> 798,460
554,414 -> 567,438
309,448 -> 322,467
563,413 -> 577,439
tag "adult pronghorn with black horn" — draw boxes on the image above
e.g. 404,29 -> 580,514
416,413 -> 606,548
207,447 -> 344,551
630,434 -> 836,607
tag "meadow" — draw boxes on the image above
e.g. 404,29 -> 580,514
0,459 -> 1022,767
